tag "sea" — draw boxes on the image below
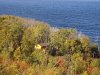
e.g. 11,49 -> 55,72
0,0 -> 100,44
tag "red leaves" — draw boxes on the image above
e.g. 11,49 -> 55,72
15,60 -> 29,71
55,57 -> 66,67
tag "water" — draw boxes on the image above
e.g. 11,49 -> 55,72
0,0 -> 100,43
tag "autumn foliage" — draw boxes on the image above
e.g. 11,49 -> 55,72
0,15 -> 100,75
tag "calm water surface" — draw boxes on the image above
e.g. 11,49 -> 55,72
0,0 -> 100,42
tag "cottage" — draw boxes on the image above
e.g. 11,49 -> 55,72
35,43 -> 49,53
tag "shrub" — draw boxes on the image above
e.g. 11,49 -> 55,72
91,59 -> 100,69
82,71 -> 88,75
91,68 -> 100,75
75,61 -> 86,74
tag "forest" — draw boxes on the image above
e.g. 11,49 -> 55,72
0,15 -> 100,75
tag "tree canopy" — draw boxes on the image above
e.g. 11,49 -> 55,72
0,15 -> 100,75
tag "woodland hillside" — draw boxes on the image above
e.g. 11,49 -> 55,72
0,15 -> 100,75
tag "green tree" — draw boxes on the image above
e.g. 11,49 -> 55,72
50,28 -> 77,55
21,23 -> 50,57
80,36 -> 91,53
64,39 -> 82,54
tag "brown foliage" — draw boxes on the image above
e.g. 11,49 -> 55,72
55,56 -> 66,67
15,60 -> 29,71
